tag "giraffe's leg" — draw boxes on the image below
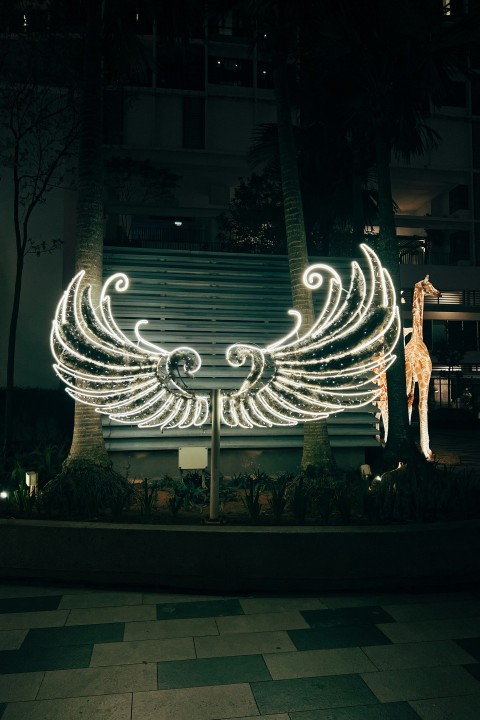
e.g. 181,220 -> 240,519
405,359 -> 414,424
417,371 -> 433,460
375,401 -> 388,445
383,402 -> 389,444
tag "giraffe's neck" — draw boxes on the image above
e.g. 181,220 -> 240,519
412,288 -> 424,340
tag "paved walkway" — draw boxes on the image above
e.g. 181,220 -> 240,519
0,583 -> 479,719
431,425 -> 480,469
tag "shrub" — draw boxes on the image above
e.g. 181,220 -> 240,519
267,472 -> 293,523
235,470 -> 269,521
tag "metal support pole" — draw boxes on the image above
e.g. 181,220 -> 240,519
209,388 -> 221,521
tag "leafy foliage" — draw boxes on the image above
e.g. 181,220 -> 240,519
267,472 -> 293,523
233,469 -> 269,521
217,171 -> 287,254
41,460 -> 133,518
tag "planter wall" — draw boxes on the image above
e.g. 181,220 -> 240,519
0,519 -> 479,593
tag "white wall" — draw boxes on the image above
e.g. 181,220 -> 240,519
0,168 -> 66,389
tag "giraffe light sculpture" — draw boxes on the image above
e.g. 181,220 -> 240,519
405,275 -> 441,460
374,275 -> 441,459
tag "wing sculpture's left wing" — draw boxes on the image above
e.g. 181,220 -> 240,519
51,272 -> 209,429
221,244 -> 400,428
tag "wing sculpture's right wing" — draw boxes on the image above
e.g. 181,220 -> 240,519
220,244 -> 400,428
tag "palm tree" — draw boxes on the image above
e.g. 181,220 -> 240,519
248,0 -> 335,468
42,0 -> 133,514
65,0 -> 110,469
47,0 -> 206,511
312,0 -> 480,464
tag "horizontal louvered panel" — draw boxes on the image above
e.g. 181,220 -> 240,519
102,248 -> 380,452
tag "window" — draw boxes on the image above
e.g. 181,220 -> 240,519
133,1 -> 154,34
208,10 -> 252,37
449,184 -> 468,214
449,231 -> 470,264
472,76 -> 480,116
103,90 -> 124,145
432,320 -> 447,348
473,124 -> 480,169
182,97 -> 205,149
443,0 -> 468,17
423,320 -> 433,350
208,56 -> 253,87
157,45 -> 205,91
447,321 -> 463,349
463,321 -> 479,351
257,61 -> 274,89
437,80 -> 466,108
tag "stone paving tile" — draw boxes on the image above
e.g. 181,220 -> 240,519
124,617 -> 218,641
409,693 -> 480,720
0,631 -> 26,652
2,584 -> 480,720
0,672 -> 44,702
0,611 -> 69,631
0,586 -> 82,599
216,610 -> 309,634
90,636 -> 195,666
360,665 -> 480,703
239,597 -> 328,615
318,595 -> 419,609
289,703 -> 422,719
318,592 -> 480,610
132,682 -> 258,720
2,692 -> 132,720
66,604 -> 155,626
234,715 -> 288,720
22,623 -> 124,648
454,636 -> 480,661
37,662 -> 157,699
0,644 -> 93,674
378,618 -> 480,644
288,625 -> 392,651
142,593 -> 231,605
59,592 -> 143,609
382,601 -> 480,624
301,607 -> 396,628
463,663 -> 480,682
0,597 -> 62,614
156,654 -> 271,689
263,647 -> 377,679
361,640 -> 478,670
251,675 -> 378,714
156,599 -> 244,620
195,630 -> 296,658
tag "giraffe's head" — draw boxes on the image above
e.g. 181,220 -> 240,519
417,275 -> 441,299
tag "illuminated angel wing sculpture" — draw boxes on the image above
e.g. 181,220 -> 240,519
51,244 -> 400,429
51,273 -> 210,430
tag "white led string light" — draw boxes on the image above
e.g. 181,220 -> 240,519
51,270 -> 209,430
51,244 -> 400,431
220,244 -> 400,427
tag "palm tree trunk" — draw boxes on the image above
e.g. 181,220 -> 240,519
273,56 -> 333,468
66,0 -> 110,467
351,143 -> 365,252
375,136 -> 410,463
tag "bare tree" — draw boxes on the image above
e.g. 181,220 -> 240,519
0,35 -> 78,456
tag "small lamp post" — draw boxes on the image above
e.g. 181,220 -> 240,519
25,471 -> 38,495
